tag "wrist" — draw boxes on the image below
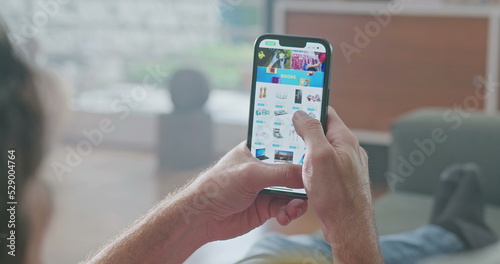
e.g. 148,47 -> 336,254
145,188 -> 213,263
180,166 -> 237,241
85,187 -> 211,264
172,185 -> 214,243
320,197 -> 382,264
317,184 -> 372,227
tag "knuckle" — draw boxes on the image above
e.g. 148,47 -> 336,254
359,146 -> 368,158
347,130 -> 359,145
309,147 -> 334,164
341,130 -> 361,152
304,117 -> 322,130
316,147 -> 332,159
239,163 -> 265,190
358,146 -> 369,164
296,115 -> 320,131
239,162 -> 258,176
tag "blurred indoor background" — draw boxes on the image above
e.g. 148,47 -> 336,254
2,0 -> 500,263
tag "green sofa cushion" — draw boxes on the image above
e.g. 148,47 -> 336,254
387,108 -> 500,206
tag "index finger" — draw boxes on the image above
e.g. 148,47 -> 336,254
292,110 -> 330,148
293,107 -> 358,150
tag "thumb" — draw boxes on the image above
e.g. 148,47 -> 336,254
292,110 -> 329,148
231,142 -> 303,190
253,163 -> 303,190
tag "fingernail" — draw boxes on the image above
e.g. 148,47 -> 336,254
294,110 -> 309,120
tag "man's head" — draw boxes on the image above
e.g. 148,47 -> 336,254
0,18 -> 46,264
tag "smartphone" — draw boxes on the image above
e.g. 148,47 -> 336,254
247,34 -> 332,199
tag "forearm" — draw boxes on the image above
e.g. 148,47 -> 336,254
325,198 -> 383,264
82,188 -> 209,264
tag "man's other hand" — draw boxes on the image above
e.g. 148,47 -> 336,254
188,142 -> 307,242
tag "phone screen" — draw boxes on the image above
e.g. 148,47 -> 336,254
247,34 -> 332,198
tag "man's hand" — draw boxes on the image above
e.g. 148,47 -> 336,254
292,107 -> 370,226
85,107 -> 381,264
85,143 -> 307,264
292,107 -> 383,264
188,142 -> 308,242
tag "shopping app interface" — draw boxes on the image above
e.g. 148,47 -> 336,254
251,39 -> 328,165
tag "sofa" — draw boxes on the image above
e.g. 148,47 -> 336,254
374,108 -> 500,236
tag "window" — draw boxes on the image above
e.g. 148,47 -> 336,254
3,0 -> 265,122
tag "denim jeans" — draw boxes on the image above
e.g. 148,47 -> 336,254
236,225 -> 465,264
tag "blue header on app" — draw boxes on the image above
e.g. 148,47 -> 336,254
256,67 -> 324,88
